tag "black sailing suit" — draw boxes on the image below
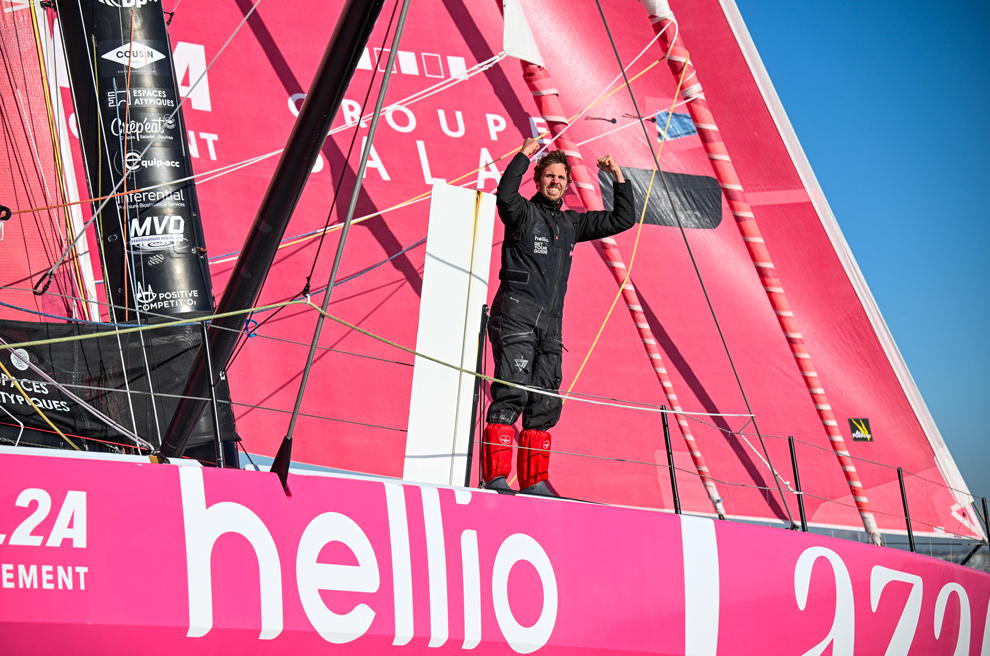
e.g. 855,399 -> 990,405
486,152 -> 636,430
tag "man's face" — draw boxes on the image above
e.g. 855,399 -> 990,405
537,163 -> 569,202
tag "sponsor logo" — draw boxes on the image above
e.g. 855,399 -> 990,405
97,0 -> 159,6
138,286 -> 200,312
849,418 -> 872,442
514,357 -> 528,372
110,115 -> 177,142
498,434 -> 512,445
542,438 -> 551,450
10,349 -> 30,372
117,150 -> 182,175
128,214 -> 186,251
0,373 -> 69,412
101,42 -> 166,70
121,187 -> 187,210
106,87 -> 176,109
534,235 -> 549,255
135,282 -> 157,305
179,469 -> 559,649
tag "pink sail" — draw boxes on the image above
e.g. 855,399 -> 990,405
0,0 -> 980,544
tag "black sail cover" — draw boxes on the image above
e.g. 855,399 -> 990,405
0,319 -> 236,453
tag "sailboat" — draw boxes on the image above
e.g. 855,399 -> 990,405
1,0 -> 987,652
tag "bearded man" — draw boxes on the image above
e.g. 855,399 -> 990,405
482,138 -> 635,496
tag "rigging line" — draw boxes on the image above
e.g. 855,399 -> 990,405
0,406 -> 25,446
224,231 -> 426,369
0,291 -> 755,425
224,230 -> 429,360
0,357 -> 80,450
0,24 -> 66,274
33,376 -> 409,434
120,12 -> 137,322
0,336 -> 154,450
10,86 -> 56,232
0,429 -> 133,453
232,401 -> 407,433
286,0 -> 414,442
328,51 -> 508,135
29,1 -> 77,295
7,149 -> 282,218
573,98 -> 691,148
40,0 -> 265,285
4,81 -> 62,268
104,12 -> 145,438
527,33 -> 669,162
245,191 -> 435,257
85,33 -> 116,324
647,8 -> 883,545
301,0 -> 402,291
118,12 -> 166,445
314,237 -> 426,288
7,52 -> 507,221
529,47 -> 728,521
301,298 -> 754,419
597,3 -> 798,527
0,298 -> 307,351
40,5 -> 95,322
787,435 -> 978,502
537,41 -> 734,522
561,66 -> 686,397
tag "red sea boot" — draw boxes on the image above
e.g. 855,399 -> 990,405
482,424 -> 515,494
518,429 -> 558,497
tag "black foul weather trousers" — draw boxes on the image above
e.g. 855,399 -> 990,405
485,307 -> 563,431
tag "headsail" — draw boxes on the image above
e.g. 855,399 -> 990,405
0,0 -> 980,542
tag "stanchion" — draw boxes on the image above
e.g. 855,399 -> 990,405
897,467 -> 915,552
788,437 -> 808,532
201,321 -> 225,468
464,304 -> 489,488
661,406 -> 681,514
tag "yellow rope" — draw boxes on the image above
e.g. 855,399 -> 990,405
0,299 -> 305,352
562,56 -> 691,400
27,3 -> 94,321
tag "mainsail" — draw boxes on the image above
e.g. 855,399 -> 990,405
0,0 -> 981,544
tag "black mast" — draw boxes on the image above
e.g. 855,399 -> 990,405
158,0 -> 387,459
56,0 -> 214,324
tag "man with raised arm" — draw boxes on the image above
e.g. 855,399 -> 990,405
482,138 -> 635,496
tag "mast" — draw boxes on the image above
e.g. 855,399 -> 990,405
56,0 -> 213,324
638,0 -> 883,544
158,0 -> 387,460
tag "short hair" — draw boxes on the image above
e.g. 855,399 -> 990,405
533,149 -> 571,184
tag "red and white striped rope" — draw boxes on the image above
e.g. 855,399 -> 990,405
641,4 -> 881,544
519,60 -> 727,519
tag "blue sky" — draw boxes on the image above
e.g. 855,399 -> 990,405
736,1 -> 989,500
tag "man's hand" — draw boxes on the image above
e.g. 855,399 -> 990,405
596,154 -> 625,183
521,138 -> 540,158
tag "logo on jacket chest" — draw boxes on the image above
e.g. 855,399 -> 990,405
533,235 -> 549,255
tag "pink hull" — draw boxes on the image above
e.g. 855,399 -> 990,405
1,448 -> 987,654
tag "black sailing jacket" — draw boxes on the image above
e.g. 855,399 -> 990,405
492,152 -> 636,325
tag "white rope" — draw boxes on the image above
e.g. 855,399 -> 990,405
531,23 -> 672,159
